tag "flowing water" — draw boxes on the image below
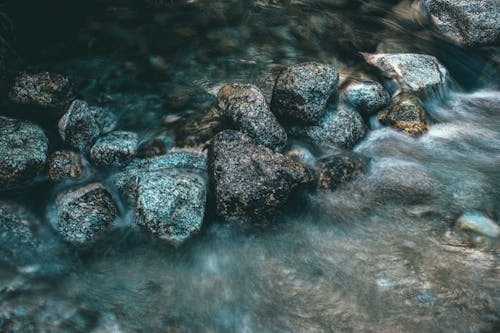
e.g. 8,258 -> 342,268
1,1 -> 499,332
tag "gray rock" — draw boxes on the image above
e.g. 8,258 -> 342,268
316,152 -> 367,191
0,116 -> 48,190
377,93 -> 430,136
49,183 -> 118,245
9,72 -> 74,108
456,211 -> 500,238
112,150 -> 208,242
271,62 -> 339,125
90,131 -> 138,167
288,104 -> 366,149
364,53 -> 450,98
217,84 -> 287,150
58,100 -> 117,153
210,130 -> 312,222
48,150 -> 87,181
423,0 -> 500,47
342,80 -> 390,116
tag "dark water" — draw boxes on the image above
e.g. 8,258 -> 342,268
1,1 -> 499,332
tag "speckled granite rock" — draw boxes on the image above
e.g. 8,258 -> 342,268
377,93 -> 430,136
423,0 -> 500,47
288,104 -> 366,149
90,131 -> 138,167
48,150 -> 87,181
217,84 -> 287,150
315,152 -> 367,191
271,62 -> 339,125
364,53 -> 449,98
0,116 -> 48,190
112,150 -> 208,242
342,80 -> 390,116
210,130 -> 312,222
9,72 -> 74,108
58,100 -> 117,153
49,183 -> 118,245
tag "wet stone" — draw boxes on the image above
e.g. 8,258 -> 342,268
456,211 -> 500,238
58,100 -> 117,153
316,152 -> 367,191
342,80 -> 390,116
217,84 -> 287,150
0,116 -> 48,190
288,104 -> 366,150
47,150 -> 86,182
9,72 -> 74,108
271,62 -> 339,125
49,183 -> 118,245
90,131 -> 138,167
377,93 -> 430,136
210,130 -> 312,222
112,150 -> 208,242
424,0 -> 500,47
364,53 -> 449,99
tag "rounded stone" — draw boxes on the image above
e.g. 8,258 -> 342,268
0,116 -> 49,190
90,131 -> 138,167
271,62 -> 339,125
342,80 -> 390,116
377,93 -> 430,136
48,150 -> 86,181
316,152 -> 367,191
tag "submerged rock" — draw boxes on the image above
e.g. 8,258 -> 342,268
456,211 -> 500,238
271,62 -> 339,125
286,144 -> 317,168
90,131 -> 138,167
377,93 -> 430,136
58,100 -> 117,153
48,150 -> 87,182
364,53 -> 449,98
210,130 -> 311,222
342,80 -> 390,116
423,0 -> 500,47
0,116 -> 48,190
217,84 -> 287,150
112,150 -> 208,242
9,72 -> 74,108
316,152 -> 367,191
49,183 -> 118,245
288,104 -> 366,149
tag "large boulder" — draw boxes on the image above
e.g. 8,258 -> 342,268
363,53 -> 450,98
112,150 -> 208,242
48,150 -> 87,182
210,130 -> 312,222
9,72 -> 74,108
270,62 -> 339,125
90,131 -> 138,167
217,84 -> 287,150
423,0 -> 500,47
58,99 -> 117,153
0,116 -> 48,190
288,104 -> 366,149
48,183 -> 118,245
377,93 -> 430,136
342,80 -> 390,116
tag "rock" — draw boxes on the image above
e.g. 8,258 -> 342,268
90,131 -> 138,167
316,152 -> 367,191
217,84 -> 287,150
9,72 -> 74,108
58,99 -> 117,153
456,211 -> 500,238
210,130 -> 312,222
137,135 -> 174,158
112,150 -> 208,242
49,183 -> 118,245
363,53 -> 449,98
48,150 -> 87,181
286,144 -> 317,168
423,0 -> 500,47
377,93 -> 430,136
288,104 -> 366,149
175,106 -> 225,148
270,62 -> 339,125
342,80 -> 390,116
0,116 -> 48,190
